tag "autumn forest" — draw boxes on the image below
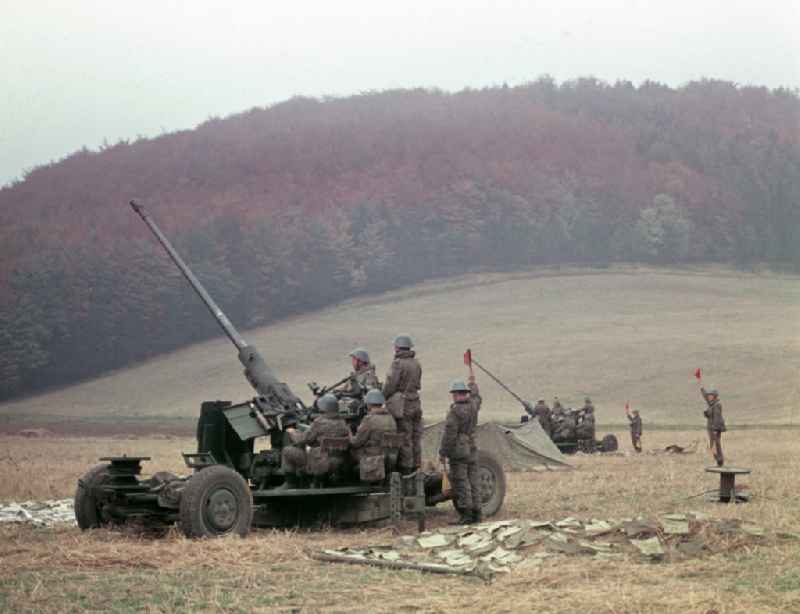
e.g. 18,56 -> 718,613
1,77 -> 798,400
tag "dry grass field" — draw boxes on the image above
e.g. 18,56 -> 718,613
1,266 -> 799,430
3,429 -> 800,613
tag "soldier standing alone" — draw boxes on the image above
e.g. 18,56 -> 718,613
626,404 -> 642,453
701,386 -> 726,466
382,334 -> 422,472
439,375 -> 482,525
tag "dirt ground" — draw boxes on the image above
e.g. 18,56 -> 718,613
2,429 -> 800,613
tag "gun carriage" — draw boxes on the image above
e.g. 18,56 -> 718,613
75,202 -> 505,538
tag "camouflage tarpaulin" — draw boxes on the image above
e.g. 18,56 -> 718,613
422,420 -> 571,471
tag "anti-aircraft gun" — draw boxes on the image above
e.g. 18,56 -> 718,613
74,201 -> 506,538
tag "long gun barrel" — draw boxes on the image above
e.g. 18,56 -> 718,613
129,200 -> 301,409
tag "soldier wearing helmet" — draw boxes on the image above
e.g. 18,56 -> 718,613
346,347 -> 380,394
625,405 -> 642,453
439,375 -> 482,525
278,393 -> 350,489
701,386 -> 726,466
350,389 -> 397,476
382,334 -> 423,472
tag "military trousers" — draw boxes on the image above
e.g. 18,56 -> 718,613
449,457 -> 481,513
281,446 -> 307,476
397,404 -> 423,470
630,432 -> 642,452
707,429 -> 724,466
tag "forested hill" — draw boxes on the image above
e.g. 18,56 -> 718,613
1,78 -> 799,400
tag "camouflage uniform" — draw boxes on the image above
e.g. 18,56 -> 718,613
531,400 -> 552,436
383,349 -> 423,470
282,414 -> 351,478
350,406 -> 397,462
628,412 -> 642,452
701,388 -> 726,466
345,364 -> 380,395
575,408 -> 595,441
439,382 -> 482,518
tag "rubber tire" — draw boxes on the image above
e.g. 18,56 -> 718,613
601,434 -> 618,452
75,464 -> 112,530
451,450 -> 507,518
178,465 -> 253,538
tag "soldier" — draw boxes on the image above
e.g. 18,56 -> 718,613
531,399 -> 552,436
575,403 -> 596,443
279,393 -> 350,489
439,376 -> 482,525
701,386 -> 726,466
626,405 -> 642,453
350,389 -> 397,466
346,347 -> 380,393
382,334 -> 422,472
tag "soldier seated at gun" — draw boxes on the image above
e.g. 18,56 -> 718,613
349,389 -> 398,483
278,393 -> 350,489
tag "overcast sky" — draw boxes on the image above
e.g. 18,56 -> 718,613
1,0 -> 798,187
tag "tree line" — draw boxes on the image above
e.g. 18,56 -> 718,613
0,78 -> 798,400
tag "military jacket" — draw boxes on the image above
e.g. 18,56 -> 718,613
296,415 -> 350,447
439,382 -> 481,461
704,400 -> 726,432
383,350 -> 422,399
350,407 -> 397,456
628,414 -> 642,436
342,364 -> 380,396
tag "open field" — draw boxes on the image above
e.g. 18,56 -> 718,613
1,266 -> 798,431
3,429 -> 800,613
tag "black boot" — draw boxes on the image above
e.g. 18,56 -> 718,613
470,508 -> 483,524
449,507 -> 471,525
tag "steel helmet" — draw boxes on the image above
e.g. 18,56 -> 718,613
706,387 -> 719,397
317,393 -> 339,414
393,334 -> 413,349
449,380 -> 469,393
365,389 -> 385,406
348,347 -> 370,364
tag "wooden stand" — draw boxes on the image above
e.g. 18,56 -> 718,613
704,466 -> 751,503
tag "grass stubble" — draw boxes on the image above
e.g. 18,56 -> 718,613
2,430 -> 800,613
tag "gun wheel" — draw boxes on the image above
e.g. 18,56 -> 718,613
179,465 -> 253,538
75,464 -> 113,529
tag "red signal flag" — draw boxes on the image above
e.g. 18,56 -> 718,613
625,402 -> 630,411
694,368 -> 702,380
463,349 -> 472,366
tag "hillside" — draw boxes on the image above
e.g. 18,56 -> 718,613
1,79 -> 799,400
2,268 -> 797,427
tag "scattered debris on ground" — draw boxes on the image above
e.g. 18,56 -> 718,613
312,514 -> 790,580
0,500 -> 75,527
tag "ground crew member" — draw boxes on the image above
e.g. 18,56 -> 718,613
346,347 -> 380,393
626,405 -> 642,453
279,393 -> 350,488
350,389 -> 397,465
439,376 -> 482,525
383,334 -> 422,472
701,386 -> 726,466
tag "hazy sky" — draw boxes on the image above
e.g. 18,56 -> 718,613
1,0 -> 798,187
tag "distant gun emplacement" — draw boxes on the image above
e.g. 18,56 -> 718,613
73,201 -> 506,538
